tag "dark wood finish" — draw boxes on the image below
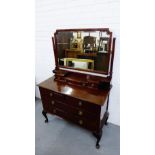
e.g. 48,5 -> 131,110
39,76 -> 110,105
54,33 -> 58,69
53,71 -> 111,90
93,129 -> 103,149
42,110 -> 48,123
38,76 -> 110,148
55,28 -> 111,34
52,37 -> 56,68
107,32 -> 112,74
39,28 -> 116,149
110,38 -> 116,78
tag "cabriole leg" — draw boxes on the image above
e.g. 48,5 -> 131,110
42,110 -> 48,123
105,112 -> 109,125
93,130 -> 103,149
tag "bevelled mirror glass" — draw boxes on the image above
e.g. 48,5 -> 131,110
55,29 -> 112,74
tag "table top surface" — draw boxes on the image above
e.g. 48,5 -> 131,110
38,76 -> 110,106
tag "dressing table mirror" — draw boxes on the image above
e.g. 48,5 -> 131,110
38,28 -> 116,149
54,29 -> 112,74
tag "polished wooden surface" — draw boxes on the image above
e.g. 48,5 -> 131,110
39,86 -> 101,131
39,28 -> 116,149
38,76 -> 110,105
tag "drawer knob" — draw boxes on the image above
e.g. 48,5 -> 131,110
78,101 -> 82,106
50,93 -> 53,96
82,83 -> 85,86
51,101 -> 55,105
53,109 -> 56,113
79,120 -> 83,125
78,111 -> 83,116
91,83 -> 94,87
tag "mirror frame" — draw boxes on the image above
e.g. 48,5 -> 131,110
52,28 -> 114,76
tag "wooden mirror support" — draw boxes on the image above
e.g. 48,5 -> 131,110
38,28 -> 116,149
52,28 -> 116,90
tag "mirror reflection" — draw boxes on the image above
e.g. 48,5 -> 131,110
56,31 -> 110,73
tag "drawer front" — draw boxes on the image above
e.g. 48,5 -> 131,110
39,87 -> 64,112
65,96 -> 100,113
39,87 -> 100,114
49,107 -> 99,131
49,99 -> 99,120
49,91 -> 64,101
39,87 -> 64,101
39,87 -> 100,131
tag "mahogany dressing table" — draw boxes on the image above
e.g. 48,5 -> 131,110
38,28 -> 116,149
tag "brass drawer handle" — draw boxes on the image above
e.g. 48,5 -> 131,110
51,101 -> 55,105
78,110 -> 83,116
78,101 -> 82,106
91,83 -> 94,87
82,83 -> 85,86
53,109 -> 56,113
79,120 -> 83,125
50,92 -> 53,96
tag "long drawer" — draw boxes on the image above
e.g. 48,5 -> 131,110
65,95 -> 100,113
39,87 -> 101,131
48,99 -> 99,120
39,87 -> 100,113
48,107 -> 99,131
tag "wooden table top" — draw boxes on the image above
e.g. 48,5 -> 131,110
38,76 -> 110,106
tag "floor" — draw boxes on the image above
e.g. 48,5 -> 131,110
35,98 -> 120,155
